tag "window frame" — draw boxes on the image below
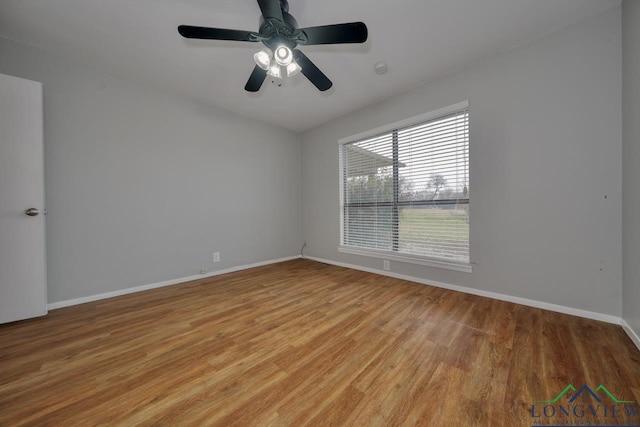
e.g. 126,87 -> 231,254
338,101 -> 471,273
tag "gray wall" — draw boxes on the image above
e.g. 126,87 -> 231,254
301,8 -> 622,316
622,0 -> 640,336
0,37 -> 301,304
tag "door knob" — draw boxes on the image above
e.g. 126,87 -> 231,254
24,208 -> 39,217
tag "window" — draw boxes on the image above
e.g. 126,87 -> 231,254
339,102 -> 470,271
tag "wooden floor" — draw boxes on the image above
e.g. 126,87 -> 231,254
1,259 -> 639,426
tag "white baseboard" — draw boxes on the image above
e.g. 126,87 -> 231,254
304,255 -> 624,326
48,256 -> 299,310
621,319 -> 640,351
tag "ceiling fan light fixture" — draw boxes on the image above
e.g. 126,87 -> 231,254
286,61 -> 302,77
274,45 -> 293,66
178,0 -> 368,92
253,48 -> 272,71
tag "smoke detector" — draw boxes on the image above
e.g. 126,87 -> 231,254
374,61 -> 388,75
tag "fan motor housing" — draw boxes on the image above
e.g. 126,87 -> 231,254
258,12 -> 299,48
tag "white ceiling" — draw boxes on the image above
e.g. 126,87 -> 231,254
0,0 -> 620,132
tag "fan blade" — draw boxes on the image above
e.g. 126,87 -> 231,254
297,22 -> 368,45
178,25 -> 258,42
257,0 -> 284,21
294,50 -> 332,91
245,65 -> 268,92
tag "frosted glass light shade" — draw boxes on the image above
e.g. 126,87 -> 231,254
274,45 -> 293,66
286,62 -> 302,77
253,49 -> 272,71
267,62 -> 282,79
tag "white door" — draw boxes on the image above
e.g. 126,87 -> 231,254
0,73 -> 47,324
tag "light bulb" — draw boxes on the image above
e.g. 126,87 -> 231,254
286,61 -> 302,77
274,45 -> 293,66
253,48 -> 272,71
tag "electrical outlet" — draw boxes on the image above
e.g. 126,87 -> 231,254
200,269 -> 207,274
383,260 -> 390,271
213,252 -> 220,263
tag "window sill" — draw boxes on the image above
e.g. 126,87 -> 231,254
338,246 -> 472,273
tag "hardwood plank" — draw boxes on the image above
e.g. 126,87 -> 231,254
1,258 -> 639,426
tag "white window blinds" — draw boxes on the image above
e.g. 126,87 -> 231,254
339,104 -> 469,266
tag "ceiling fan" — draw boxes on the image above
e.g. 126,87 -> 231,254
178,0 -> 368,92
